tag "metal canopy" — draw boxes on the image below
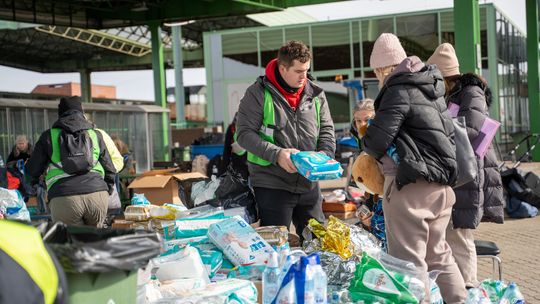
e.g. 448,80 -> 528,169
0,0 -> 343,73
0,0 -> 337,29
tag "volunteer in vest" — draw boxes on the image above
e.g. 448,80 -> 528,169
361,34 -> 466,302
427,43 -> 504,288
236,40 -> 336,237
0,220 -> 67,304
27,96 -> 116,227
221,112 -> 249,179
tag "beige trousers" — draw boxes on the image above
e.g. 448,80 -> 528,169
49,191 -> 109,227
446,224 -> 479,288
382,176 -> 466,304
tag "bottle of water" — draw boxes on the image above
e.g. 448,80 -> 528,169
500,282 -> 525,304
312,254 -> 328,304
262,252 -> 281,304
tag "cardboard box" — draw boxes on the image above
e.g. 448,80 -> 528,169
253,280 -> 262,304
322,202 -> 357,213
111,219 -> 134,229
128,171 -> 206,206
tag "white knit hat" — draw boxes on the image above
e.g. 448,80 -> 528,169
369,33 -> 407,69
427,43 -> 460,77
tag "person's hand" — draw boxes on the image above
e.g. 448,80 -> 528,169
277,148 -> 299,173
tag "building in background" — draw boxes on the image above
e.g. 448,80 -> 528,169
204,2 -> 528,153
31,82 -> 116,99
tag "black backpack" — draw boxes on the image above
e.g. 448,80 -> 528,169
56,129 -> 95,174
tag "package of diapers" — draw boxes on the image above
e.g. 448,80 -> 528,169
291,151 -> 343,181
208,216 -> 275,266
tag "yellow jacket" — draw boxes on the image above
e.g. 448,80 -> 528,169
96,129 -> 124,172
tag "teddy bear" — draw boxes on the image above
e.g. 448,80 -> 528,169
352,152 -> 384,196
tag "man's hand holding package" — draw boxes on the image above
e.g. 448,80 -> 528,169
278,148 -> 299,173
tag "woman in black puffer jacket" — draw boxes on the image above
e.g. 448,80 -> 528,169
361,34 -> 465,303
428,43 -> 504,288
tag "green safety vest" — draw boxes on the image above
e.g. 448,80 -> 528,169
45,128 -> 104,190
248,88 -> 321,166
232,132 -> 247,156
0,220 -> 59,304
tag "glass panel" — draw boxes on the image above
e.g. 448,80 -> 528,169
9,109 -> 29,148
222,32 -> 258,66
260,29 -> 283,67
284,27 -> 309,44
314,75 -> 350,123
312,23 -> 351,71
0,110 -> 8,160
149,113 -> 168,163
396,14 -> 438,60
361,18 -> 394,68
130,112 -> 149,173
46,109 -> 57,129
495,11 -> 528,147
93,111 -> 108,130
440,11 -> 455,44
29,109 -> 45,145
352,21 -> 361,68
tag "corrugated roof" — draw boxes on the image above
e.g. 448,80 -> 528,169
247,7 -> 317,27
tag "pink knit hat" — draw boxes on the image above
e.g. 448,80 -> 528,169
369,33 -> 407,69
427,43 -> 460,77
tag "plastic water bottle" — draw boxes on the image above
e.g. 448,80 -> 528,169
262,252 -> 281,304
312,254 -> 328,304
500,282 -> 525,304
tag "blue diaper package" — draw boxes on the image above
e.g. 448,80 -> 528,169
291,151 -> 343,181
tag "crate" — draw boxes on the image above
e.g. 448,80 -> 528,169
191,144 -> 224,160
66,270 -> 137,304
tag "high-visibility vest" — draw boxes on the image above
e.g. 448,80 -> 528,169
247,88 -> 321,166
45,128 -> 104,190
0,220 -> 60,304
232,132 -> 246,156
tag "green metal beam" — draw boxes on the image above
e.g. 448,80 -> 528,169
526,0 -> 540,160
453,0 -> 481,74
486,4 -> 500,123
172,25 -> 186,124
79,69 -> 92,103
18,48 -> 203,73
150,21 -> 170,161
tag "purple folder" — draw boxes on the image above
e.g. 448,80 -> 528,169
471,117 -> 500,158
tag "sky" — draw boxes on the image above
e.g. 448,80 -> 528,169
0,0 -> 527,101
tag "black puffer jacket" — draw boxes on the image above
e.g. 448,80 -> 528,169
448,73 -> 504,227
26,111 -> 116,200
362,57 -> 457,190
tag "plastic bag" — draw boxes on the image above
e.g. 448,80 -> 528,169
500,282 -> 525,304
45,222 -> 163,273
206,191 -> 258,224
131,193 -> 150,205
191,176 -> 221,207
479,280 -> 507,303
151,245 -> 210,283
0,188 -> 30,222
291,151 -> 343,181
208,216 -> 275,266
348,252 -> 419,304
125,204 -> 154,221
465,288 -> 493,304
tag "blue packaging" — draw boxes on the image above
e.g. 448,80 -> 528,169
291,151 -> 343,181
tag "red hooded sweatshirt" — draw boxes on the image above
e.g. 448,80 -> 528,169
265,59 -> 305,110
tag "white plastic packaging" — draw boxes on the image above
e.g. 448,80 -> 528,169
151,245 -> 210,283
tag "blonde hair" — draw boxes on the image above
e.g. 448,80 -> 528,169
15,135 -> 28,144
374,66 -> 395,79
353,99 -> 375,114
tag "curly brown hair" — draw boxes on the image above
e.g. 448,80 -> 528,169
277,40 -> 311,68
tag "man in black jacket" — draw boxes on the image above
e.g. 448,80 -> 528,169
26,96 -> 116,227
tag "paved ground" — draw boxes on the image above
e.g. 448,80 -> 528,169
474,162 -> 540,302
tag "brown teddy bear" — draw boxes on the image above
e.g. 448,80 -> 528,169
352,152 -> 385,196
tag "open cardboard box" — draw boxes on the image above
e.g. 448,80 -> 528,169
128,169 -> 206,206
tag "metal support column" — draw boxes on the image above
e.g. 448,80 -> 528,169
150,21 -> 170,161
453,0 -> 481,74
172,25 -> 186,127
526,0 -> 540,160
80,69 -> 92,103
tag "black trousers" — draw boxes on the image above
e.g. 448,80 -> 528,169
254,185 -> 325,239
